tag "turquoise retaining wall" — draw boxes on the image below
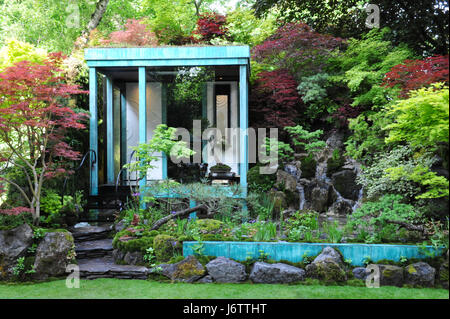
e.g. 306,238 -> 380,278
183,241 -> 443,266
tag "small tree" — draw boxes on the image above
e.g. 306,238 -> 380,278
0,53 -> 88,224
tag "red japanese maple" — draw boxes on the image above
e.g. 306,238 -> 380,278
383,55 -> 449,98
252,22 -> 344,79
100,19 -> 158,46
250,69 -> 303,134
0,52 -> 88,224
193,12 -> 229,43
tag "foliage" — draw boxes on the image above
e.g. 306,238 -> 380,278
322,221 -> 344,243
327,149 -> 346,177
344,111 -> 392,163
0,53 -> 88,224
193,12 -> 229,43
384,84 -> 449,151
0,39 -> 47,71
252,22 -> 344,80
348,194 -> 423,243
296,73 -> 331,121
247,165 -> 276,193
357,146 -> 429,200
224,7 -> 277,47
253,221 -> 277,241
331,103 -> 363,129
40,191 -> 63,216
383,55 -> 449,98
284,125 -> 325,154
253,0 -> 449,56
250,69 -> 302,132
125,125 -> 194,186
262,138 -> 294,163
99,19 -> 158,46
300,154 -> 317,179
0,208 -> 32,230
284,210 -> 319,242
142,0 -> 214,45
328,28 -> 413,110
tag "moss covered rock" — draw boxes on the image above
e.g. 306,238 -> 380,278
195,219 -> 224,235
404,262 -> 436,287
153,234 -> 176,262
376,264 -> 404,287
159,255 -> 205,282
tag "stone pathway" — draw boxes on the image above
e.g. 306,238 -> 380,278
71,223 -> 149,280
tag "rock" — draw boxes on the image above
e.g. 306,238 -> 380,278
33,231 -> 74,280
305,247 -> 347,282
0,223 -> 33,280
159,255 -> 205,283
276,170 -> 298,192
112,249 -> 125,263
376,264 -> 404,287
250,262 -> 305,284
404,262 -> 436,287
196,275 -> 214,283
328,199 -> 353,215
353,267 -> 370,280
78,256 -> 148,279
123,251 -> 144,265
206,257 -> 247,283
331,170 -> 361,201
313,247 -> 344,266
439,261 -> 448,289
310,186 -> 329,213
114,220 -> 127,233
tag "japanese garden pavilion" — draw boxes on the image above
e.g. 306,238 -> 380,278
84,45 -> 250,200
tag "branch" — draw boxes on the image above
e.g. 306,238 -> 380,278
385,220 -> 430,236
0,176 -> 32,207
74,0 -> 110,50
150,204 -> 209,230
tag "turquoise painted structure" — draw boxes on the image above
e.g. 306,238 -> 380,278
84,46 -> 250,200
183,241 -> 443,266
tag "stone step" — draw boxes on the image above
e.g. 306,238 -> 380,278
77,256 -> 149,280
70,224 -> 112,242
75,238 -> 113,259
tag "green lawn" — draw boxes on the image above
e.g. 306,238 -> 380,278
0,279 -> 448,299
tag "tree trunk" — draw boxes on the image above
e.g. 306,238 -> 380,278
150,204 -> 209,230
74,0 -> 110,50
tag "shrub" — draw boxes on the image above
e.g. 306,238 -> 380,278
300,154 -> 317,179
348,194 -> 421,244
100,19 -> 158,46
0,208 -> 33,230
247,165 -> 276,193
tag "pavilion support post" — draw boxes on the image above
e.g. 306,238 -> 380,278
120,91 -> 127,171
106,76 -> 114,184
161,83 -> 168,180
138,67 -> 147,199
239,65 -> 248,199
89,68 -> 98,196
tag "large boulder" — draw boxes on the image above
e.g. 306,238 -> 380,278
310,186 -> 329,213
33,231 -> 75,280
0,223 -> 33,280
250,262 -> 305,284
305,247 -> 347,282
404,262 -> 436,287
123,251 -> 144,266
331,170 -> 361,201
439,261 -> 448,289
376,264 -> 404,287
159,255 -> 205,283
276,170 -> 298,193
352,267 -> 370,280
206,257 -> 247,283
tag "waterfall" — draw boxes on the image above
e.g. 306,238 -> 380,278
297,185 -> 306,210
283,164 -> 306,210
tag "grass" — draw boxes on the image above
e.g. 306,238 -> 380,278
0,279 -> 448,299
